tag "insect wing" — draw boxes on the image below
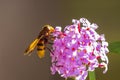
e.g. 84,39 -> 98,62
24,38 -> 40,56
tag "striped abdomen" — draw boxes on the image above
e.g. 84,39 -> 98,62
37,40 -> 45,58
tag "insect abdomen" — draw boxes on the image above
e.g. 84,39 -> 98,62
37,40 -> 45,58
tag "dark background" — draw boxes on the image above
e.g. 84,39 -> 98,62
0,0 -> 120,80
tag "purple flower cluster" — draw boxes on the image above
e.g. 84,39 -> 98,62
50,18 -> 109,80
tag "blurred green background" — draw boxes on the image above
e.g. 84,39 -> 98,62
0,0 -> 120,80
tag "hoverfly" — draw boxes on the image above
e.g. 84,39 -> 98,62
24,25 -> 55,58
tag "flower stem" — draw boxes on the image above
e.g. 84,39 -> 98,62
89,71 -> 96,80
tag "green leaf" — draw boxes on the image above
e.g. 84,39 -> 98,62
108,41 -> 120,54
89,71 -> 96,80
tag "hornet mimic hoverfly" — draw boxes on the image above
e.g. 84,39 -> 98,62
24,25 -> 55,58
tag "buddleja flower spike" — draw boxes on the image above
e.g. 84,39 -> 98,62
50,18 -> 109,80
